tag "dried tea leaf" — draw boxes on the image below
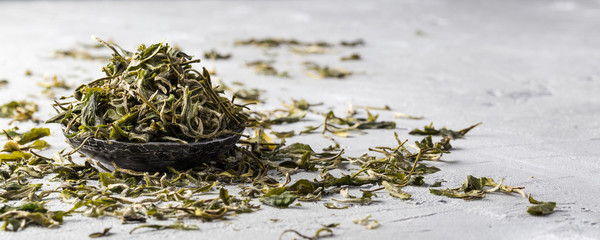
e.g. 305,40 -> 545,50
203,49 -> 231,60
16,127 -> 51,145
279,227 -> 333,240
332,189 -> 373,205
235,38 -> 301,48
37,75 -> 71,90
340,53 -> 361,61
304,62 -> 352,79
0,101 -> 38,123
129,221 -> 199,234
429,175 -> 522,200
381,181 -> 411,200
89,227 -> 112,238
409,122 -> 482,139
291,45 -> 328,55
352,214 -> 380,230
0,79 -> 8,88
260,191 -> 297,208
527,195 -> 556,216
323,203 -> 348,209
340,39 -> 365,47
245,60 -> 289,77
270,130 -> 296,139
393,112 -> 424,120
0,207 -> 65,231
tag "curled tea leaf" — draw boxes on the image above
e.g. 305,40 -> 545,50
527,194 -> 556,216
260,191 -> 297,208
129,221 -> 199,234
89,227 -> 112,238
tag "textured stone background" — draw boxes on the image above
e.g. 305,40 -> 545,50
0,0 -> 599,239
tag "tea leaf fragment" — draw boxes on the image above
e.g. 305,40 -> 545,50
340,53 -> 361,61
203,49 -> 231,60
89,227 -> 112,238
323,203 -> 348,209
409,122 -> 482,139
0,80 -> 8,88
527,195 -> 556,216
381,181 -> 411,200
279,227 -> 334,240
260,191 -> 297,208
129,221 -> 199,234
0,101 -> 38,123
352,214 -> 380,230
304,62 -> 352,79
245,60 -> 289,77
340,39 -> 365,47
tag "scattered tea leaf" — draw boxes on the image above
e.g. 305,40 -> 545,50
381,181 -> 411,200
340,39 -> 365,47
204,49 -> 231,60
245,60 -> 289,77
340,53 -> 361,61
89,227 -> 112,238
409,122 -> 482,139
352,214 -> 379,230
0,101 -> 38,123
304,62 -> 352,79
129,221 -> 199,234
527,195 -> 556,216
260,191 -> 297,208
0,79 -> 8,89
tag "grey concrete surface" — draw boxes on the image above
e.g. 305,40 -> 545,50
1,0 -> 599,239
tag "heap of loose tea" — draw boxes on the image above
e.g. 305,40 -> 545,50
47,38 -> 247,143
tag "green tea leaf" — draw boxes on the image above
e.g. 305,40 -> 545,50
129,221 -> 199,234
260,191 -> 297,208
89,227 -> 112,238
382,181 -> 411,200
527,195 -> 556,216
16,128 -> 51,145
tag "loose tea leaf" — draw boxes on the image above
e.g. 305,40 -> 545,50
393,112 -> 424,120
0,202 -> 65,231
527,195 -> 556,216
235,38 -> 301,48
340,53 -> 361,61
429,175 -> 523,200
245,60 -> 289,77
0,101 -> 38,123
323,203 -> 348,209
381,181 -> 411,200
340,39 -> 365,47
48,38 -> 248,143
0,80 -> 7,89
260,191 -> 297,208
409,122 -> 482,139
16,127 -> 51,145
203,49 -> 231,60
352,214 -> 380,230
89,227 -> 112,238
279,227 -> 334,240
129,221 -> 199,234
304,62 -> 352,79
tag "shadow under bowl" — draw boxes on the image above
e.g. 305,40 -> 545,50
65,129 -> 244,172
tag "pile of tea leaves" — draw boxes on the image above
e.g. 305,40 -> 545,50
47,37 -> 248,143
0,38 -> 555,237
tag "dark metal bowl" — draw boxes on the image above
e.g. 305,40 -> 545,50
65,129 -> 244,172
